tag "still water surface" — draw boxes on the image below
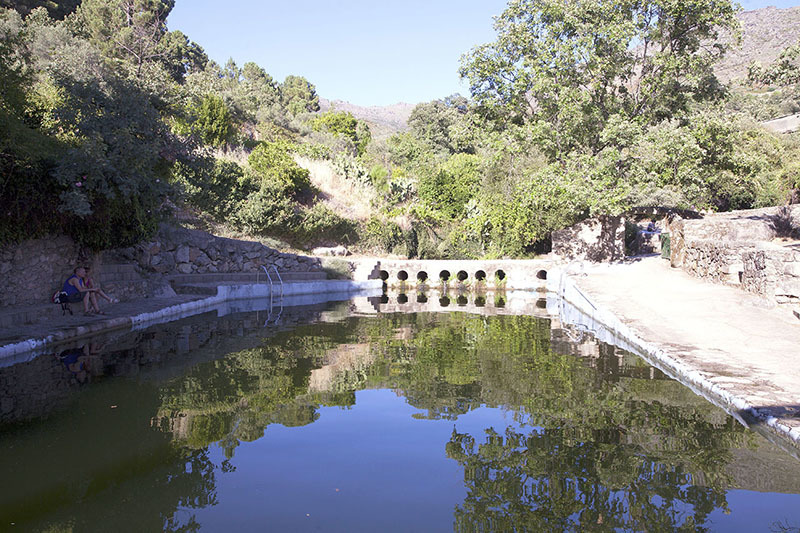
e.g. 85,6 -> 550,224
2,299 -> 800,532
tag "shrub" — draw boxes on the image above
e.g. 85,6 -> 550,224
364,217 -> 403,252
418,153 -> 480,219
193,94 -> 235,147
232,183 -> 299,237
172,158 -> 246,221
294,204 -> 358,246
248,141 -> 310,195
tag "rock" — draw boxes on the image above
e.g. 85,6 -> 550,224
552,216 -> 626,263
312,245 -> 352,257
176,263 -> 193,274
176,246 -> 190,263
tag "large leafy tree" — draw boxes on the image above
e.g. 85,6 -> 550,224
460,0 -> 739,159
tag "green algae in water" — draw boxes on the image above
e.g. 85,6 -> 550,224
1,304 -> 799,532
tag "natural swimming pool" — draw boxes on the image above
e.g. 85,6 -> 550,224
1,295 -> 800,532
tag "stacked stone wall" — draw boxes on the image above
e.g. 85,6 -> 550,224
0,224 -> 323,308
669,207 -> 800,306
679,240 -> 748,284
741,247 -> 800,305
0,236 -> 84,307
113,224 -> 321,275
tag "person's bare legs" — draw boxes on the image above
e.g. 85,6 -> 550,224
89,292 -> 101,313
96,288 -> 113,303
82,292 -> 92,314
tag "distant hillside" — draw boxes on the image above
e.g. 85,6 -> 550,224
716,5 -> 800,82
319,98 -> 415,139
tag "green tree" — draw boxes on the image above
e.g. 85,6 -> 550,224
281,74 -> 319,116
311,110 -> 372,155
1,0 -> 79,19
460,0 -> 739,159
408,94 -> 474,154
247,140 -> 310,194
192,93 -> 235,147
156,29 -> 207,83
76,0 -> 174,77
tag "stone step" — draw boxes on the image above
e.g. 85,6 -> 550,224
167,271 -> 327,284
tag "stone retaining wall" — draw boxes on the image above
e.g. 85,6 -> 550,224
0,236 -> 84,307
742,246 -> 800,305
111,224 -> 322,275
0,224 -> 323,308
669,207 -> 800,306
552,215 -> 626,262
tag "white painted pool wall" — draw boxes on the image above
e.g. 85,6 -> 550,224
355,258 -> 554,290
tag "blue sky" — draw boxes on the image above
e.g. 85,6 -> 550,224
168,0 -> 800,107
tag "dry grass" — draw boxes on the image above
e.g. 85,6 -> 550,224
294,155 -> 376,221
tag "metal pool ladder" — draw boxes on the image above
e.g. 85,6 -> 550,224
259,265 -> 284,325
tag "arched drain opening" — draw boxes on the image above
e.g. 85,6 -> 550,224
397,293 -> 408,304
474,296 -> 486,307
537,269 -> 548,280
457,295 -> 468,306
417,271 -> 428,282
475,270 -> 486,281
456,270 -> 468,282
439,270 -> 451,282
379,270 -> 389,281
379,294 -> 389,304
495,296 -> 506,308
536,298 -> 547,309
439,296 -> 451,307
397,270 -> 409,281
417,293 -> 428,303
495,270 -> 506,281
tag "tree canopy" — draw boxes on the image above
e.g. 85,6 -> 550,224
460,0 -> 739,158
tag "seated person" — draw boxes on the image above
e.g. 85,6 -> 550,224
84,266 -> 118,304
62,266 -> 101,315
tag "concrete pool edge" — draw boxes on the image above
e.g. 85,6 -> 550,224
0,280 -> 383,361
548,269 -> 800,450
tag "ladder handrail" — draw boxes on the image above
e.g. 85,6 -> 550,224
271,265 -> 284,298
260,265 -> 274,288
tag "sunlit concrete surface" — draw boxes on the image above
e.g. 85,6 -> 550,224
555,256 -> 800,447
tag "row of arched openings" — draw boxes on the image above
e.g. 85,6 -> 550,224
379,269 -> 547,283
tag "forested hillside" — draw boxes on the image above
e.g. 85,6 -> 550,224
1,0 -> 799,259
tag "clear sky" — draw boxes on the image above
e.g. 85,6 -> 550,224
168,0 -> 800,107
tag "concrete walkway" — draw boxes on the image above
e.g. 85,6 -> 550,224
571,256 -> 800,444
0,279 -> 384,361
0,295 -> 203,351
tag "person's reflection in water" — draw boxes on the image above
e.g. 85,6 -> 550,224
56,343 -> 103,384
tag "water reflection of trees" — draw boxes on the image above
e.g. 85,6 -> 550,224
153,312 -> 756,530
155,323 -> 360,457
368,314 -> 752,531
446,426 -> 729,532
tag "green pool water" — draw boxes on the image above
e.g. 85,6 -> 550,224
1,299 -> 799,532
